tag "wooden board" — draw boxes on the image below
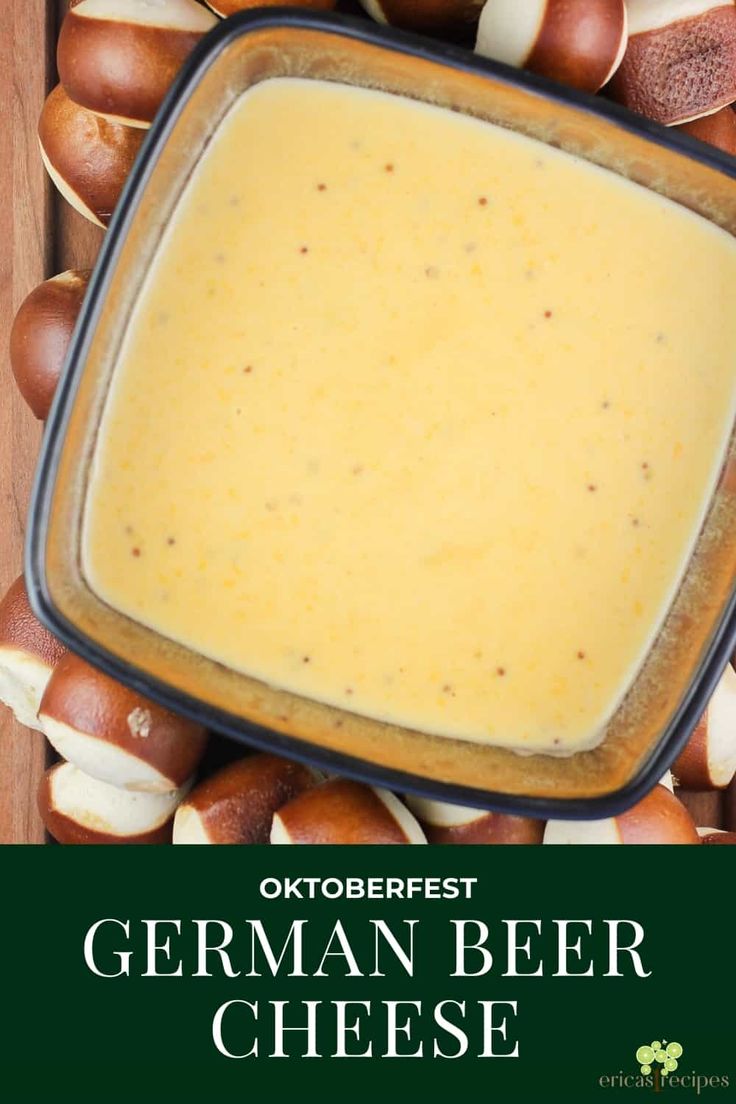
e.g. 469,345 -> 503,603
0,0 -> 103,843
0,0 -> 733,842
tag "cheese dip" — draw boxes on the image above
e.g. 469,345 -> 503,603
83,78 -> 736,753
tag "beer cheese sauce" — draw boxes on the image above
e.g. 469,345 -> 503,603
83,79 -> 736,752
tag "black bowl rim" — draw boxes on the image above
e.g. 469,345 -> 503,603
26,6 -> 736,821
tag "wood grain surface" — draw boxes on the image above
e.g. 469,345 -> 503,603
0,0 -> 733,842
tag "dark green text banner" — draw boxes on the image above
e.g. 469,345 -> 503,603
1,847 -> 730,1103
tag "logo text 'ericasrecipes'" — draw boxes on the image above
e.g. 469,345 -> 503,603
598,1039 -> 730,1094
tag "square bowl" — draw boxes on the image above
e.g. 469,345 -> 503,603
26,9 -> 736,819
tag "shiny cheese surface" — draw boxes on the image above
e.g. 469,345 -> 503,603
83,79 -> 736,752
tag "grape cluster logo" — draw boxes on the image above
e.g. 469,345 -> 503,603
635,1040 -> 683,1079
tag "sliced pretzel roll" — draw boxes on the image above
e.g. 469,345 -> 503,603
9,270 -> 90,420
360,0 -> 485,34
57,0 -> 217,129
405,794 -> 544,843
609,1 -> 736,125
0,575 -> 65,730
673,665 -> 736,790
678,104 -> 736,152
271,779 -> 426,844
544,784 -> 700,843
39,761 -> 187,844
476,0 -> 628,93
173,754 -> 321,843
698,827 -> 736,843
38,84 -> 145,227
39,653 -> 207,793
206,0 -> 335,15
